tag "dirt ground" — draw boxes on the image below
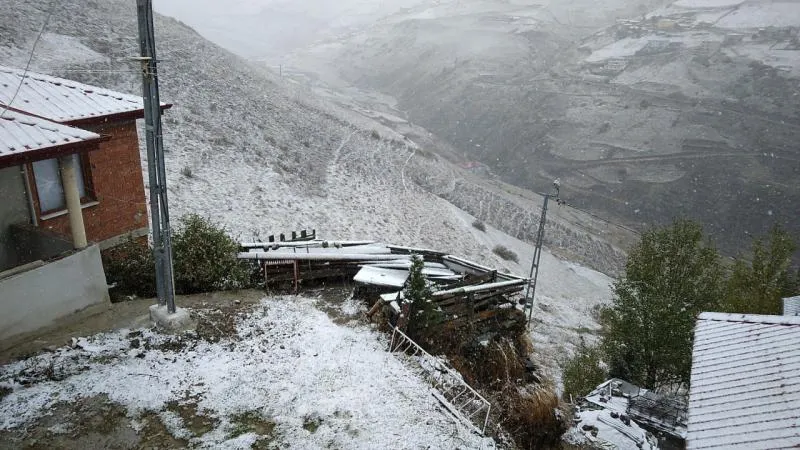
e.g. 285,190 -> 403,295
0,290 -> 267,365
0,287 -> 369,450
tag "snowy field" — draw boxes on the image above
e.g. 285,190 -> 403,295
0,296 -> 493,449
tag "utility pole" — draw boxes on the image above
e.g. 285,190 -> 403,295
137,0 -> 176,314
523,180 -> 560,325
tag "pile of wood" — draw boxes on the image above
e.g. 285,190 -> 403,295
238,233 -> 529,333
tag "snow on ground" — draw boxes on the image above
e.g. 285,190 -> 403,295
165,141 -> 615,387
0,296 -> 493,449
586,33 -> 719,64
716,1 -> 800,29
565,409 -> 656,450
672,0 -> 745,8
727,43 -> 800,76
586,37 -> 654,63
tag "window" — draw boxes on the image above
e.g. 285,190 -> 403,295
32,154 -> 92,214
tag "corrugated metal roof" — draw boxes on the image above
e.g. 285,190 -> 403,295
0,110 -> 101,166
0,65 -> 144,123
687,312 -> 800,450
784,296 -> 800,316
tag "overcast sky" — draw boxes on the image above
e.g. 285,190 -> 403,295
153,0 -> 429,61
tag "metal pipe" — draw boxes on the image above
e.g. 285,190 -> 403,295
433,279 -> 526,297
238,252 -> 404,261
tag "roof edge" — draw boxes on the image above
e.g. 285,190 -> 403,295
0,138 -> 106,169
60,103 -> 172,126
698,311 -> 800,326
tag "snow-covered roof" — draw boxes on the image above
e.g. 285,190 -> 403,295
687,312 -> 800,450
585,378 -> 687,439
784,295 -> 800,316
0,65 -> 146,123
568,409 -> 657,450
0,109 -> 102,167
353,266 -> 410,288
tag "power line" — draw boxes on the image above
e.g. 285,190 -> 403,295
38,69 -> 141,74
559,200 -> 642,236
0,0 -> 57,119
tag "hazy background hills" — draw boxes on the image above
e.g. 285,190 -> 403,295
153,0 -> 800,257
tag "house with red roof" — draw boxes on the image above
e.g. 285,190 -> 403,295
0,65 -> 169,343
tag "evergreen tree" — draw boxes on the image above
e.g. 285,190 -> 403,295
403,254 -> 439,337
600,219 -> 723,390
724,226 -> 798,314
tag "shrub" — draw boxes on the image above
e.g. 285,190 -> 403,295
562,343 -> 607,401
502,385 -> 566,449
180,166 -> 193,178
493,245 -> 519,263
102,237 -> 157,300
102,215 -> 254,300
370,130 -> 381,140
472,220 -> 487,232
172,214 -> 252,294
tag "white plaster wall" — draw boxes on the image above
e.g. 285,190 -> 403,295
0,244 -> 110,341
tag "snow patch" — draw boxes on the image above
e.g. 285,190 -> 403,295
0,296 -> 492,448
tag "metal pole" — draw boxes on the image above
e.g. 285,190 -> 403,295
525,194 -> 550,324
137,0 -> 176,313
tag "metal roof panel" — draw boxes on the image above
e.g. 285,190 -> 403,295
0,110 -> 101,165
0,65 -> 144,123
687,313 -> 800,449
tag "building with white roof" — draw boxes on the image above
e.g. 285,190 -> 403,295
687,312 -> 800,449
0,66 -> 169,348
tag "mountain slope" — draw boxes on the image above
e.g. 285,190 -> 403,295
272,0 -> 800,257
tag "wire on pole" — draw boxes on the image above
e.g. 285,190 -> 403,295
0,0 -> 57,119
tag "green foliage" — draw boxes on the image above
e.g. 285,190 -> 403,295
172,214 -> 252,294
601,219 -> 723,390
102,237 -> 156,299
723,226 -> 798,314
493,245 -> 519,263
403,254 -> 440,337
103,215 -> 254,299
562,343 -> 607,400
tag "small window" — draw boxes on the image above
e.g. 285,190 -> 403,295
32,154 -> 91,214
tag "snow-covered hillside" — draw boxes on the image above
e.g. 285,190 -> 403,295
0,0 -> 620,396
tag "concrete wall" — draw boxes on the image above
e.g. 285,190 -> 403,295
0,244 -> 110,342
0,166 -> 32,270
